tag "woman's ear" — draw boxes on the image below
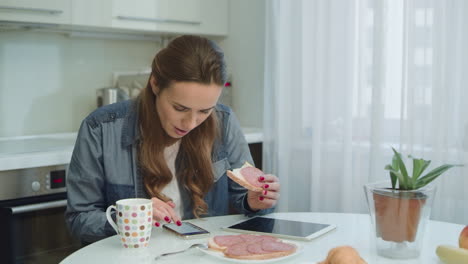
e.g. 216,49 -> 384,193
150,76 -> 160,95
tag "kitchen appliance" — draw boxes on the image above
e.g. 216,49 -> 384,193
0,165 -> 81,264
96,69 -> 150,108
96,87 -> 129,107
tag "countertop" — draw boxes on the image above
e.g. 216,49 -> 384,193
0,128 -> 263,171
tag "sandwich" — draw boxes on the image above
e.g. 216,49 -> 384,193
226,162 -> 265,192
208,234 -> 297,260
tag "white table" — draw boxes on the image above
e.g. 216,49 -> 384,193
60,212 -> 464,264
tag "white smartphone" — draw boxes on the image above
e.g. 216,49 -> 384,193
163,222 -> 210,239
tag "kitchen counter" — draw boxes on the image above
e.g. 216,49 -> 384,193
0,133 -> 77,171
0,128 -> 263,171
242,127 -> 263,144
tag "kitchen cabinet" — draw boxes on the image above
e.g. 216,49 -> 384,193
0,0 -> 71,24
111,0 -> 201,31
71,0 -> 227,36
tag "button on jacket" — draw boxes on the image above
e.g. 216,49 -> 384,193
65,99 -> 272,243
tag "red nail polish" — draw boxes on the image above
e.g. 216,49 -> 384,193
176,221 -> 182,226
259,196 -> 264,201
263,190 -> 268,195
264,184 -> 269,189
259,176 -> 265,181
164,216 -> 170,222
155,222 -> 160,227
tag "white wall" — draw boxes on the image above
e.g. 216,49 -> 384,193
0,1 -> 266,137
220,0 -> 265,128
0,31 -> 160,137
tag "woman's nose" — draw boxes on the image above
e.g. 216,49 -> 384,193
182,113 -> 198,130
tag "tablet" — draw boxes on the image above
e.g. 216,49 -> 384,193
223,216 -> 336,241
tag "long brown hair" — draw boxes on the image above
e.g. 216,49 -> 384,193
138,35 -> 227,218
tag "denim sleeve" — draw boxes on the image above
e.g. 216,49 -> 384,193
65,120 -> 116,243
225,111 -> 274,216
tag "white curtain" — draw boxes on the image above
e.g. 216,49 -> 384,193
264,0 -> 468,224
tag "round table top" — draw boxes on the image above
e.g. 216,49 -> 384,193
60,212 -> 464,264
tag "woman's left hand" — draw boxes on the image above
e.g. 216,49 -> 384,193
247,174 -> 280,211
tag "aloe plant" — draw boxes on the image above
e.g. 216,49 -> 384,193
384,148 -> 462,190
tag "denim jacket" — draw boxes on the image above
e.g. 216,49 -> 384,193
65,99 -> 272,243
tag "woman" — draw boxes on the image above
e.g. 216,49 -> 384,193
65,35 -> 280,243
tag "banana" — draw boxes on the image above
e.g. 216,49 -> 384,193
436,245 -> 468,264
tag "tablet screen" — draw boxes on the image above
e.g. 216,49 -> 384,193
225,216 -> 335,240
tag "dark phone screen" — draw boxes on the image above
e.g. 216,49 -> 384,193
163,222 -> 210,235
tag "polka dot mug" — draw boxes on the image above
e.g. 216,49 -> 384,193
106,198 -> 153,249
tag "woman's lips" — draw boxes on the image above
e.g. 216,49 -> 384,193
174,127 -> 188,136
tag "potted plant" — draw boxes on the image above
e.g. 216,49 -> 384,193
364,147 -> 462,258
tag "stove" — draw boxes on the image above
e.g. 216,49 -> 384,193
0,133 -> 81,264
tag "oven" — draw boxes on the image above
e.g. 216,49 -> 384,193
0,164 -> 82,264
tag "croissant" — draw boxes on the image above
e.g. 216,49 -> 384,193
319,246 -> 367,264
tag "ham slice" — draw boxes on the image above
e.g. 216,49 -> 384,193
213,235 -> 244,247
226,162 -> 264,192
262,241 -> 297,252
224,243 -> 250,256
208,234 -> 298,260
239,167 -> 265,188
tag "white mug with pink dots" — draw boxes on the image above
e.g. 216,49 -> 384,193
106,198 -> 153,249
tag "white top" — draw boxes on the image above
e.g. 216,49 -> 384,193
60,212 -> 464,264
161,141 -> 183,218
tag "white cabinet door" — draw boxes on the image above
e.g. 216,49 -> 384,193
0,0 -> 71,24
196,0 -> 227,36
111,0 -> 159,31
151,0 -> 228,36
111,0 -> 201,31
160,0 -> 201,24
71,0 -> 112,28
72,0 -> 227,36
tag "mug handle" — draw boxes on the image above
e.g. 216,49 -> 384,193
105,205 -> 119,234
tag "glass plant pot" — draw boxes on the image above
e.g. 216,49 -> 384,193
364,181 -> 436,259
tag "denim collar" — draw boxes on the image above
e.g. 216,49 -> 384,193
121,99 -> 140,148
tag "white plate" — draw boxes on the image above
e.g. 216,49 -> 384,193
198,240 -> 303,263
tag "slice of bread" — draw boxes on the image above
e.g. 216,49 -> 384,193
207,237 -> 227,252
226,162 -> 264,192
208,235 -> 246,252
224,248 -> 296,260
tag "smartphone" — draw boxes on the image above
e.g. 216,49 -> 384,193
163,222 -> 210,239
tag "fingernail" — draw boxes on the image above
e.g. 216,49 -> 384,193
264,184 -> 269,189
164,216 -> 170,222
259,176 -> 265,181
259,196 -> 264,201
155,222 -> 160,227
263,190 -> 268,195
176,221 -> 182,226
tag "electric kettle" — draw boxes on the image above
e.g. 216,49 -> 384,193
96,87 -> 129,107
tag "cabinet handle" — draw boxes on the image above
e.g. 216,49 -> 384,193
11,199 -> 67,214
0,5 -> 63,15
116,15 -> 201,25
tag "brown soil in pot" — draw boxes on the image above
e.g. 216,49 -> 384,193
373,189 -> 426,242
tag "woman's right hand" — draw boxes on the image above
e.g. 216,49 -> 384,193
151,197 -> 181,227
